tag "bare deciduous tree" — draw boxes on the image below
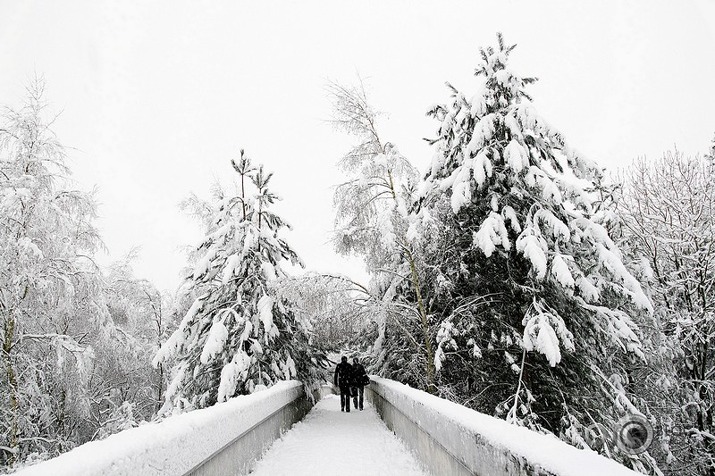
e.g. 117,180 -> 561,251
328,80 -> 438,392
618,150 -> 715,475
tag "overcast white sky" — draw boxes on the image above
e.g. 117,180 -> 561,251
2,0 -> 714,291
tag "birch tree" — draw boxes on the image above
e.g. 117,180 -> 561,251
329,81 -> 439,392
0,81 -> 106,467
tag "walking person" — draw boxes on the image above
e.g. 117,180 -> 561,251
351,357 -> 369,411
334,355 -> 353,412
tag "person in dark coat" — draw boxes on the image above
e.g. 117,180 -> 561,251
334,355 -> 353,412
351,357 -> 369,411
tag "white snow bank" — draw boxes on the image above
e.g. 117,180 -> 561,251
14,381 -> 305,476
369,377 -> 640,476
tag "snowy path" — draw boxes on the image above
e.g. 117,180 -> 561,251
249,395 -> 429,476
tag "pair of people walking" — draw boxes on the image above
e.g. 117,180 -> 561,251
333,356 -> 369,412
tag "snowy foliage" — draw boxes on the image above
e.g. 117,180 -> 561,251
422,34 -> 649,317
154,153 -> 324,413
329,81 -> 440,391
0,83 -> 166,471
0,83 -> 106,468
413,34 -> 658,473
330,81 -> 419,271
616,151 -> 715,475
521,299 -> 574,367
272,273 -> 370,352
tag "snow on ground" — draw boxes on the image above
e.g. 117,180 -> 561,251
250,395 -> 429,476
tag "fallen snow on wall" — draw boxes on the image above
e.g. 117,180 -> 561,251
251,395 -> 429,476
14,381 -> 304,476
371,377 -> 640,476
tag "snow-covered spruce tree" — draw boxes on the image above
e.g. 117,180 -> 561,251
0,82 -> 109,468
420,35 -> 657,472
329,81 -> 439,392
154,153 -> 323,412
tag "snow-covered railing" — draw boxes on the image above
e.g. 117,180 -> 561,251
366,377 -> 640,476
15,381 -> 313,476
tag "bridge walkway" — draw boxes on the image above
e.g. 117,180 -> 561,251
250,394 -> 428,476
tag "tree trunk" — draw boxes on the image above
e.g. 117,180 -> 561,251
3,314 -> 19,465
405,247 -> 436,394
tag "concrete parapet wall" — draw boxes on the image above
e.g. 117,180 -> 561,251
14,377 -> 645,476
15,381 -> 313,476
365,377 -> 640,476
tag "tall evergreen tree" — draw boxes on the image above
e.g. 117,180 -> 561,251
419,34 -> 657,473
154,153 -> 322,413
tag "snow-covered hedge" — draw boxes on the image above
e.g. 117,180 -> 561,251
14,381 -> 307,476
367,377 -> 639,476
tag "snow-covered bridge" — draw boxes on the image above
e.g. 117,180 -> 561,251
14,378 -> 640,476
